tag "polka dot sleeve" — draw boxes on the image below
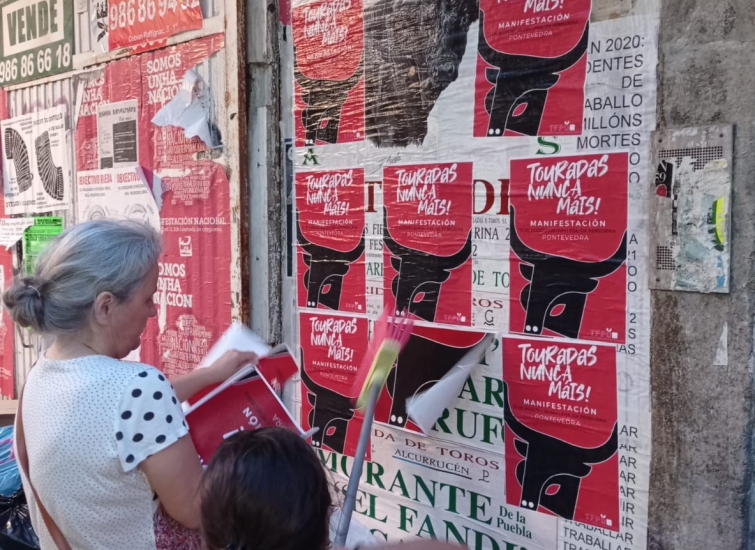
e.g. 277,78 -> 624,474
115,368 -> 189,472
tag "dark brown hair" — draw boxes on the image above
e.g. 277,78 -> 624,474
200,427 -> 332,550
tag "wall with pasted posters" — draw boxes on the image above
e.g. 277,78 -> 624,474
287,0 -> 658,548
0,0 -> 245,398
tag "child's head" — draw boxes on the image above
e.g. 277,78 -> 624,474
200,427 -> 333,550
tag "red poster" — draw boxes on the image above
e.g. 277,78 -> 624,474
74,72 -> 107,172
187,375 -> 301,465
474,0 -> 590,137
140,161 -> 232,376
0,89 -> 14,400
299,312 -> 369,458
108,0 -> 203,51
139,34 -> 225,174
383,162 -> 473,327
509,153 -> 628,343
296,168 -> 365,313
502,337 -> 619,530
374,326 -> 487,433
292,0 -> 364,146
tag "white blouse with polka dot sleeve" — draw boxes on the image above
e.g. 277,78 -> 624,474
16,354 -> 193,550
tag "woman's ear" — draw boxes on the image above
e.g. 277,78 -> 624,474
92,292 -> 116,326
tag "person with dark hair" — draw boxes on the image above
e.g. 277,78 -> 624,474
5,219 -> 259,550
200,428 -> 466,550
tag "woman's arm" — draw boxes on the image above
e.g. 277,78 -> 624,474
141,435 -> 204,529
169,350 -> 259,402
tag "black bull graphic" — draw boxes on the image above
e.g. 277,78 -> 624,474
384,207 -> 472,322
504,382 -> 618,519
478,9 -> 589,137
294,48 -> 363,146
365,0 -> 479,147
300,349 -> 354,454
297,213 -> 365,310
384,333 -> 481,428
510,206 -> 627,339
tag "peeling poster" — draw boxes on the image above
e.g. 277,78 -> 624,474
650,125 -> 733,293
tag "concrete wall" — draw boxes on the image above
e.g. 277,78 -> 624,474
649,1 -> 755,549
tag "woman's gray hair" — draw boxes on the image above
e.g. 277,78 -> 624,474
3,219 -> 162,334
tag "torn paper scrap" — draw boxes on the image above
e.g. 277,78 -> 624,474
0,218 -> 34,249
198,322 -> 272,369
151,69 -> 216,148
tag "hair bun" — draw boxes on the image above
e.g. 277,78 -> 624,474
3,276 -> 47,331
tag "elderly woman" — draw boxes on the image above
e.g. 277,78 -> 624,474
3,219 -> 257,550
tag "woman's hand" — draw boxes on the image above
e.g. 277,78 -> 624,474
207,350 -> 259,384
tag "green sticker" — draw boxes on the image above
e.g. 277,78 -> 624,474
22,216 -> 62,275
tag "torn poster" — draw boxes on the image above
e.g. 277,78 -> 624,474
97,100 -> 139,169
299,311 -> 369,459
0,218 -> 34,249
23,217 -> 63,274
649,125 -> 732,293
383,162 -> 473,327
503,337 -> 619,530
509,152 -> 628,343
140,161 -> 232,376
292,0 -> 365,147
2,106 -> 71,215
296,167 -> 366,313
75,167 -> 160,232
151,69 -> 216,149
475,0 -> 590,137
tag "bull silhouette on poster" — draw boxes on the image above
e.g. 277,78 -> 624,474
383,207 -> 472,323
504,382 -> 618,520
379,330 -> 485,428
294,49 -> 364,146
297,212 -> 365,310
477,9 -> 589,137
364,0 -> 479,147
300,349 -> 356,455
510,206 -> 627,339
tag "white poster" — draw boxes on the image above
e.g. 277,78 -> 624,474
2,106 -> 72,215
76,167 -> 160,232
97,100 -> 139,169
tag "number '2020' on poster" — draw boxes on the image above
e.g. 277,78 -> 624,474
509,152 -> 628,343
502,337 -> 619,531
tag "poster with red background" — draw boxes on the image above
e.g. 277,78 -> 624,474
107,0 -> 203,52
383,162 -> 473,327
509,152 -> 628,343
140,161 -> 232,376
296,168 -> 365,313
187,374 -> 301,465
474,0 -> 591,137
0,89 -> 14,400
292,0 -> 364,146
74,35 -> 231,376
374,325 -> 487,433
299,312 -> 369,459
502,337 -> 619,530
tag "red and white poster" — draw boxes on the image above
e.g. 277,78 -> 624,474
509,152 -> 628,343
502,337 -> 619,530
107,0 -> 203,52
474,0 -> 591,137
383,162 -> 473,327
374,326 -> 488,433
140,161 -> 232,376
292,0 -> 364,146
299,312 -> 369,458
187,374 -> 302,465
296,168 -> 365,313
